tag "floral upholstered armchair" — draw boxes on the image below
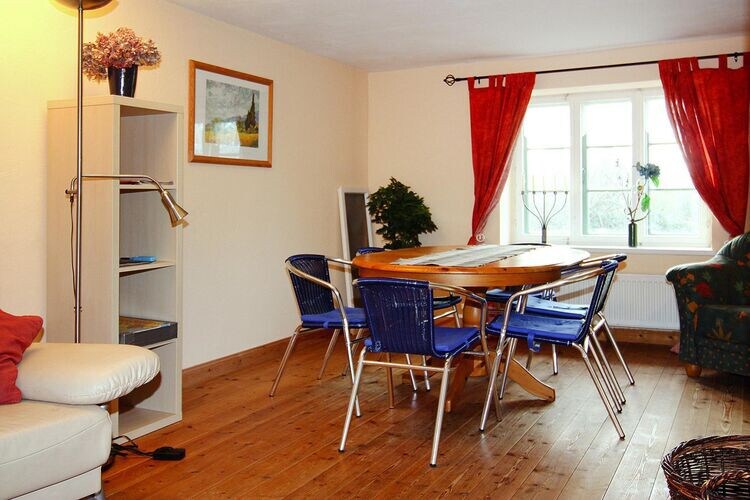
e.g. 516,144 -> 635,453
666,232 -> 750,377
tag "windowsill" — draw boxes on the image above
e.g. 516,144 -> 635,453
571,244 -> 715,256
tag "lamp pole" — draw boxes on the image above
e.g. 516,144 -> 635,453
57,0 -> 114,342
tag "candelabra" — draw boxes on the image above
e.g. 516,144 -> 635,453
520,190 -> 568,244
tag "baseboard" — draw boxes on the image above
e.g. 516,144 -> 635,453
610,327 -> 679,346
182,329 -> 328,389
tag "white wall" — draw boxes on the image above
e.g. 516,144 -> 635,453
0,0 -> 368,367
367,35 -> 749,273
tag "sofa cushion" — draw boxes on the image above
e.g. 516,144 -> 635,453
0,310 -> 43,404
17,343 -> 160,405
0,400 -> 111,499
698,305 -> 750,346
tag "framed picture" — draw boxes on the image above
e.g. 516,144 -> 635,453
189,60 -> 273,167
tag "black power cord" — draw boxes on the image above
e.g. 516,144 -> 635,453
103,435 -> 185,471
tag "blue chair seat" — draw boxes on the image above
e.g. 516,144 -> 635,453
487,312 -> 585,349
432,294 -> 462,310
301,307 -> 368,329
486,291 -> 587,320
364,325 -> 479,358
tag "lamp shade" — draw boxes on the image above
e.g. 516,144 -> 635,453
56,0 -> 113,9
160,190 -> 189,226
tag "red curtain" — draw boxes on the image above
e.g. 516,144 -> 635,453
467,73 -> 535,244
659,55 -> 750,236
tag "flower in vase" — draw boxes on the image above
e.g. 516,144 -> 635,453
82,27 -> 161,82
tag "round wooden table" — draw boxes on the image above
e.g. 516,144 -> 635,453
353,244 -> 590,411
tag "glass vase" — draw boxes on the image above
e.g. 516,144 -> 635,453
628,221 -> 638,247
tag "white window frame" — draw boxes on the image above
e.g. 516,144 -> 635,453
510,86 -> 711,249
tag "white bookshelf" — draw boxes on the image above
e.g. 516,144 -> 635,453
46,95 -> 183,438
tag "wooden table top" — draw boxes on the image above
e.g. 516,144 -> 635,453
353,245 -> 590,288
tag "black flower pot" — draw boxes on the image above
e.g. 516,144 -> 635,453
107,65 -> 138,97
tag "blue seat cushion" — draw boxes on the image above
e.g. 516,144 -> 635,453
485,291 -> 587,320
432,294 -> 462,310
486,289 -> 544,302
301,307 -> 367,329
487,312 -> 585,350
363,326 -> 479,358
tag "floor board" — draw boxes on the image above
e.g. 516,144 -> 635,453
103,336 -> 750,499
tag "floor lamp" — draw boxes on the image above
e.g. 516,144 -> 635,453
58,0 -> 188,343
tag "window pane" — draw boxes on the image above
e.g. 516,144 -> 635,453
524,105 -> 570,148
645,97 -> 675,143
647,190 -> 702,235
647,144 -> 693,189
526,149 -> 570,191
585,146 -> 632,189
582,100 -> 632,146
586,191 -> 628,234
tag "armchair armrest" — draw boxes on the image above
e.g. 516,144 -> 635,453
666,256 -> 739,306
15,343 -> 160,405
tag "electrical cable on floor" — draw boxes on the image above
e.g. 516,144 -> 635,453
103,435 -> 185,471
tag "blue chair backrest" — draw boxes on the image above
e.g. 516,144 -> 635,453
356,278 -> 438,357
590,254 -> 625,316
356,247 -> 385,255
573,259 -> 619,343
286,254 -> 335,316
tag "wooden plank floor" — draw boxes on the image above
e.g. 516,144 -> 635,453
103,334 -> 750,499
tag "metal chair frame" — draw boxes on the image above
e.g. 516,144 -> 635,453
270,255 -> 367,415
489,253 -> 635,390
339,280 -> 495,467
479,262 -> 626,439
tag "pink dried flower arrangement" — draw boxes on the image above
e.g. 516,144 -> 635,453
82,27 -> 161,81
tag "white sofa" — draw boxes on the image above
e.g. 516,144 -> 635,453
0,343 -> 159,499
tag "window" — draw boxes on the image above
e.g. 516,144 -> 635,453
513,88 -> 710,248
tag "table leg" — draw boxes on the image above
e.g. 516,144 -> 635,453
443,300 -> 555,412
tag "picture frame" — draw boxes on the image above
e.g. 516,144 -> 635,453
188,60 -> 273,167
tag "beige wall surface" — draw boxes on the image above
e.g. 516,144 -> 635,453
367,35 -> 749,274
1,0 -> 368,367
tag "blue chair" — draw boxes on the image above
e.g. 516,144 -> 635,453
355,246 -> 463,392
270,255 -> 368,408
479,260 -> 626,439
339,278 -> 493,467
485,254 -> 634,389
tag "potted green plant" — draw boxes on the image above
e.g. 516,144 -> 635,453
82,27 -> 161,97
367,177 -> 438,249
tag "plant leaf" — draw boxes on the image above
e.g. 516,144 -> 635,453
641,193 -> 650,213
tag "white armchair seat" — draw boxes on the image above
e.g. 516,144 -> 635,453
0,343 -> 159,499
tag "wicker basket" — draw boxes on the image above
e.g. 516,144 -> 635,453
701,470 -> 750,499
662,435 -> 750,499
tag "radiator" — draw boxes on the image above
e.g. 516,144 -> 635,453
556,273 -> 679,330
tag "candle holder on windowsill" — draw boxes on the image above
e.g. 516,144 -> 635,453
521,190 -> 568,244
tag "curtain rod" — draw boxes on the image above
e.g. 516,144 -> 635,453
442,52 -> 742,86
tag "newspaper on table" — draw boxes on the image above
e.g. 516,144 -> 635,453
393,244 -> 536,267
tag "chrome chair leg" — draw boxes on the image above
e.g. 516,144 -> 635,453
600,314 -> 635,385
422,355 -> 431,391
385,353 -> 395,408
339,348 -> 367,453
587,337 -> 622,413
480,337 -> 504,431
319,329 -> 340,380
342,329 -> 362,417
499,338 -> 517,399
451,305 -> 461,327
405,354 -> 419,391
590,329 -> 626,405
430,357 -> 453,467
525,350 -> 534,370
269,326 -> 301,396
341,329 -> 365,377
552,345 -> 559,375
573,343 -> 625,439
